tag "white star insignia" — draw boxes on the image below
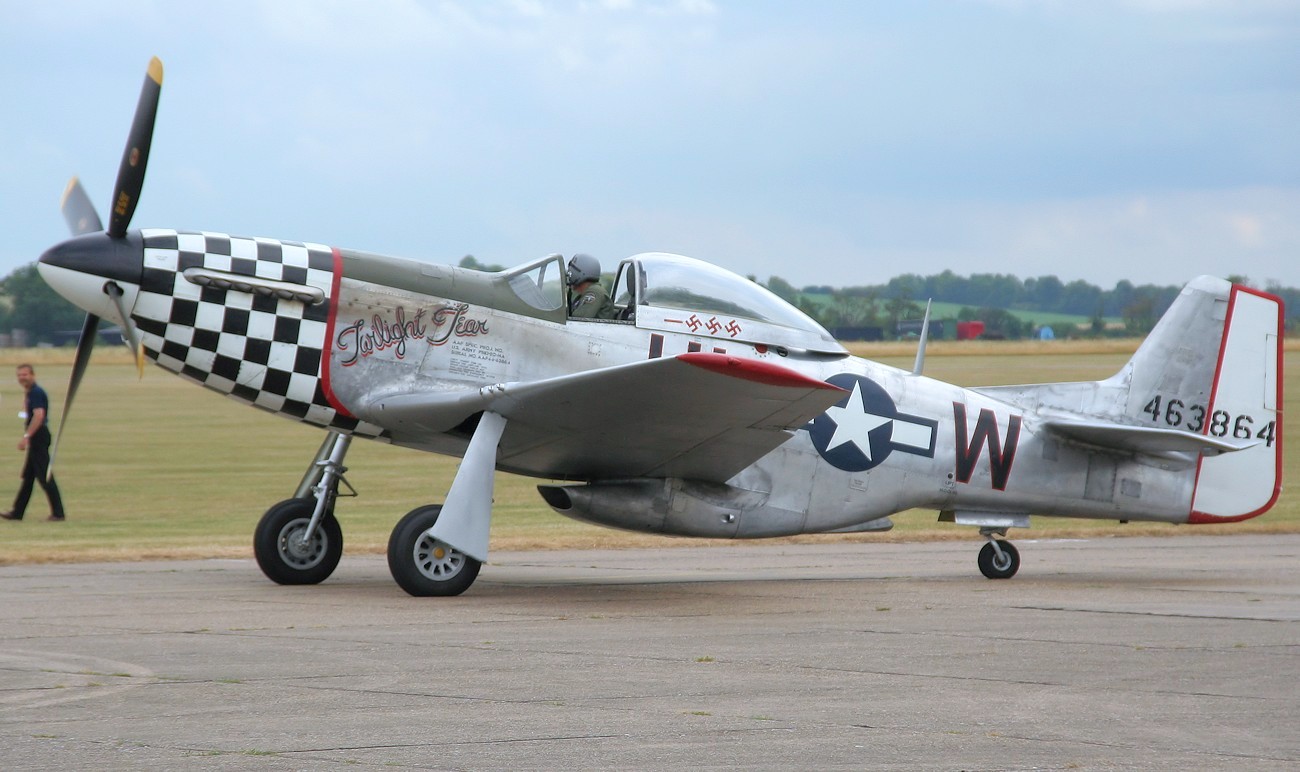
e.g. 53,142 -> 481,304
824,381 -> 892,459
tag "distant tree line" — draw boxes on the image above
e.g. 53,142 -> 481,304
0,264 -> 86,345
457,255 -> 505,272
773,269 -> 1300,339
798,269 -> 1184,317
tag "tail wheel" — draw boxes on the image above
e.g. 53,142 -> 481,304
978,540 -> 1020,579
254,498 -> 343,585
387,505 -> 481,597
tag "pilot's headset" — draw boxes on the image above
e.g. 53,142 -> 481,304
566,254 -> 601,286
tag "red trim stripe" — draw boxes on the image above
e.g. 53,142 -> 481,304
319,247 -> 355,419
678,351 -> 845,391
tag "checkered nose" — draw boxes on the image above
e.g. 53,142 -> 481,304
38,231 -> 145,323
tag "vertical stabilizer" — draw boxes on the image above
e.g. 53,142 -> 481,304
1188,285 -> 1283,521
1098,276 -> 1282,520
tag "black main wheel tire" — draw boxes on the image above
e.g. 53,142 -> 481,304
254,498 -> 343,585
387,505 -> 482,597
978,540 -> 1020,580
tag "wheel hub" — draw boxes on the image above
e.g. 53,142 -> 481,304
278,518 -> 327,569
414,534 -> 464,581
992,550 -> 1013,572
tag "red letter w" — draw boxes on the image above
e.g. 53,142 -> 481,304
953,403 -> 1022,491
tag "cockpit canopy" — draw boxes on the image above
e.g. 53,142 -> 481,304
502,251 -> 845,353
616,253 -> 845,354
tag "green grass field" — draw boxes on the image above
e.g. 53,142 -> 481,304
0,340 -> 1293,565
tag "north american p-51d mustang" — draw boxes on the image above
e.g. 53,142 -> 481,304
39,59 -> 1284,595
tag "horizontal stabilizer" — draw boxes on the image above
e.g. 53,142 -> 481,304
1042,418 -> 1255,456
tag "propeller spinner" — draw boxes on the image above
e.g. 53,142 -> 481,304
40,57 -> 162,480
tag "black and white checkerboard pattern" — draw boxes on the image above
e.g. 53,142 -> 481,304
133,229 -> 386,439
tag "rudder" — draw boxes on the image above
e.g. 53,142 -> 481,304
1189,284 -> 1283,521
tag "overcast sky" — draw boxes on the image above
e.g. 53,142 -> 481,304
3,1 -> 1298,292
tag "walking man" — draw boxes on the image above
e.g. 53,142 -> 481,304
2,364 -> 65,521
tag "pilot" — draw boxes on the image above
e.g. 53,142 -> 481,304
566,253 -> 617,320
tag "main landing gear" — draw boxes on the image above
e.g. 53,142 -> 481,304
254,432 -> 354,585
255,414 -> 507,596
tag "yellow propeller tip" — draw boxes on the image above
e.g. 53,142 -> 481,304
61,177 -> 80,206
147,56 -> 164,85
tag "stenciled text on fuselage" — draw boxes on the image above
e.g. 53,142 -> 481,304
336,303 -> 489,366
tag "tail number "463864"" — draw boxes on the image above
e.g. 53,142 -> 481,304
1142,395 -> 1276,446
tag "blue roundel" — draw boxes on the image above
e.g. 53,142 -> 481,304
809,374 -> 900,472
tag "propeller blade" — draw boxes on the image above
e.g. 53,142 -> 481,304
48,313 -> 100,482
104,282 -> 146,378
60,177 -> 103,235
107,56 -> 163,239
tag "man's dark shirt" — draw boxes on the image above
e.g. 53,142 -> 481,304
25,384 -> 51,440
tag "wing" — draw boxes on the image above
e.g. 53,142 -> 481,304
358,352 -> 846,481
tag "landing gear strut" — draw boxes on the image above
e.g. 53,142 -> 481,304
385,411 -> 507,597
254,432 -> 355,585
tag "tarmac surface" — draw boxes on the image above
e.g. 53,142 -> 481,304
1,533 -> 1298,770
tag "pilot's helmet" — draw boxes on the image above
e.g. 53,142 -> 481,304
566,253 -> 601,286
